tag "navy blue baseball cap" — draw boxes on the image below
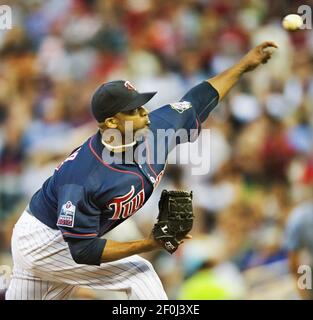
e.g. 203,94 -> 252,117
91,80 -> 157,122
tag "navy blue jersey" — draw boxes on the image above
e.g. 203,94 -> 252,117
29,81 -> 219,240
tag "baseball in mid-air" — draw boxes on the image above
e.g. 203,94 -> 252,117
282,14 -> 303,31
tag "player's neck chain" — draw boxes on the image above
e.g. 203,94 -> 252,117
101,138 -> 137,152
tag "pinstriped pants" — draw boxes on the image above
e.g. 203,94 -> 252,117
6,211 -> 168,300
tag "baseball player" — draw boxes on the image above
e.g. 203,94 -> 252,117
6,42 -> 277,300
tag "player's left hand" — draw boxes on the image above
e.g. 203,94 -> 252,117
241,41 -> 278,72
152,190 -> 194,254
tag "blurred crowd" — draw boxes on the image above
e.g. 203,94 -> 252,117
0,0 -> 313,299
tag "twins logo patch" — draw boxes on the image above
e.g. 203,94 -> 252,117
124,80 -> 136,91
57,201 -> 76,228
169,101 -> 192,113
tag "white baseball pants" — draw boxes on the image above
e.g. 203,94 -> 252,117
6,211 -> 167,300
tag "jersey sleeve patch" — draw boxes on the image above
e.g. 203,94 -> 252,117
169,101 -> 192,113
57,184 -> 101,240
57,201 -> 76,228
180,81 -> 219,122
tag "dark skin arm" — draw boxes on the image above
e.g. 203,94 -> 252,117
100,238 -> 159,263
100,234 -> 192,263
208,41 -> 278,100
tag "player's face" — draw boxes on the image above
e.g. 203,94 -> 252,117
115,106 -> 151,135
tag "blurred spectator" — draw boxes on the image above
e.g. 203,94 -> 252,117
284,200 -> 313,299
177,236 -> 246,299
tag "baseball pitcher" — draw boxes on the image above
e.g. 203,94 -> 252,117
6,42 -> 277,300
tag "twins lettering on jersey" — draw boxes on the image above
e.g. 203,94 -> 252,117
107,170 -> 164,220
108,186 -> 145,220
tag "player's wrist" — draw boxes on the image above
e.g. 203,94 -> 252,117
146,237 -> 162,250
237,58 -> 251,74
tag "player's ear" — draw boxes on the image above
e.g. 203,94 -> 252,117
104,117 -> 118,129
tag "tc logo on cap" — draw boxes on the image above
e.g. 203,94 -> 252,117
124,81 -> 136,91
